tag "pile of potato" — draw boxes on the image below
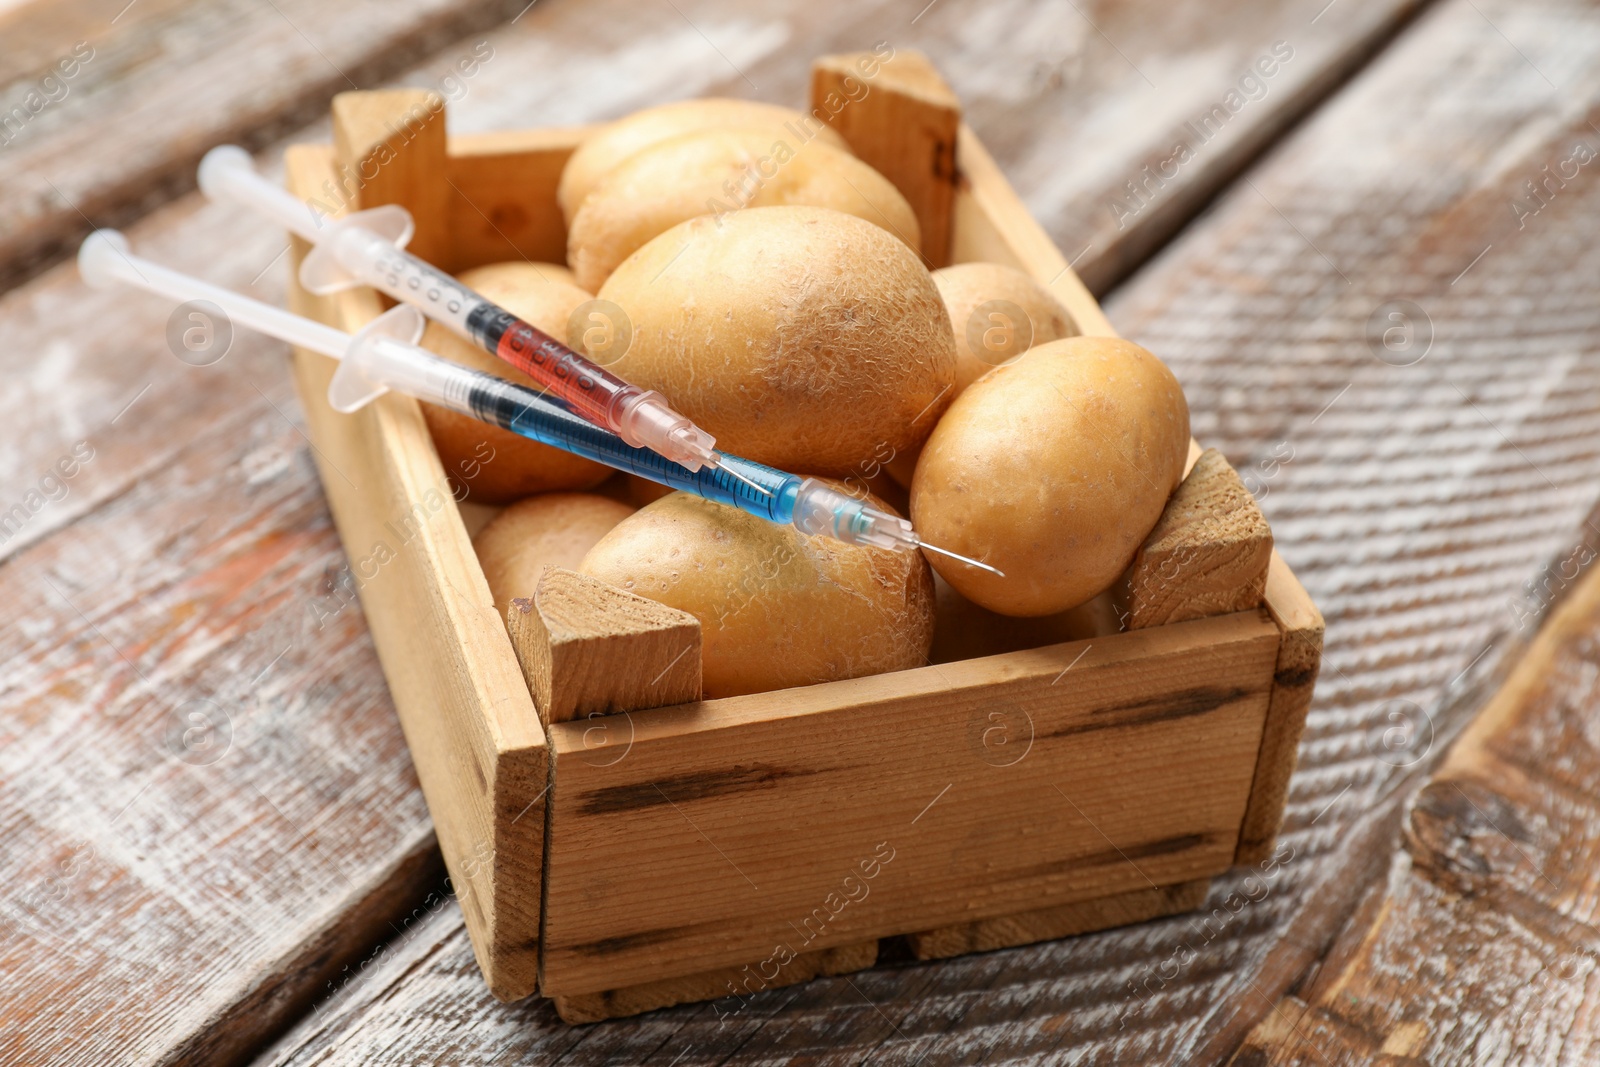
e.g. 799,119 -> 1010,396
435,98 -> 1190,699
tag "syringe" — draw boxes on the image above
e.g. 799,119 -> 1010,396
195,144 -> 724,477
79,230 -> 1001,572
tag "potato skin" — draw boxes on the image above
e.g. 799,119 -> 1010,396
558,98 -> 851,224
569,127 -> 918,292
419,263 -> 612,503
578,490 -> 935,698
934,262 -> 1078,395
910,336 -> 1190,616
473,493 -> 636,618
597,206 -> 956,477
888,262 -> 1079,488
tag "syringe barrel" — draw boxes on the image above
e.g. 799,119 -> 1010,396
356,335 -> 914,549
330,227 -> 478,335
465,374 -> 800,522
325,227 -> 654,435
362,337 -> 477,413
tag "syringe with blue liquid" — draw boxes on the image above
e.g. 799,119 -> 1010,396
78,230 -> 1001,572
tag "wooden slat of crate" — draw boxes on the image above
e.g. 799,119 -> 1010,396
908,448 -> 1279,960
285,141 -> 547,1002
445,128 -> 591,270
539,611 -> 1278,997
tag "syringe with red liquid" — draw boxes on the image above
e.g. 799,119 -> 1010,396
197,145 -> 745,484
77,228 -> 1004,577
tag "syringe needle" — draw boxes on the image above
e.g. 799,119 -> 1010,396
717,459 -> 773,496
918,541 -> 1006,577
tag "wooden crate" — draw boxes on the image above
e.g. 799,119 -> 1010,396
282,52 -> 1322,1023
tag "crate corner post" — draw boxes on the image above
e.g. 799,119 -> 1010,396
811,48 -> 961,267
330,87 -> 454,267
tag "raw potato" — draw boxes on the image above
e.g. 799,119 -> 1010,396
420,262 -> 612,503
473,493 -> 636,618
597,206 -> 956,477
578,489 -> 935,698
568,127 -> 919,292
888,262 -> 1079,488
911,336 -> 1190,616
558,97 -> 851,223
934,262 -> 1077,395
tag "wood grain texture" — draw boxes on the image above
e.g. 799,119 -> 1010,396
5,0 -> 1576,1061
0,194 -> 441,1064
254,0 -> 1600,1062
1230,534 -> 1600,1065
507,567 -> 701,726
539,612 -> 1278,996
1237,554 -> 1324,866
552,939 -> 879,1026
906,447 -> 1273,963
1124,448 -> 1275,630
1,0 -> 1372,1055
286,140 -> 547,1003
1101,0 -> 1600,1056
445,127 -> 589,270
0,0 -> 526,287
330,90 -> 453,269
811,49 -> 961,267
907,878 -> 1211,962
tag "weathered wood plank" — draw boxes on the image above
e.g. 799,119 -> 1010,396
0,0 -> 524,288
1230,529 -> 1600,1065
552,939 -> 879,1026
12,0 -> 1580,1062
1237,552 -> 1324,866
254,0 -> 1600,1061
0,325 -> 441,1064
1098,0 -> 1600,1056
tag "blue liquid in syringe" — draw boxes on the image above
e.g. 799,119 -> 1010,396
467,374 -> 801,524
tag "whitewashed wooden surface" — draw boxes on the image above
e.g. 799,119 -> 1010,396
7,0 -> 1599,1063
256,0 -> 1600,1062
0,0 -> 525,287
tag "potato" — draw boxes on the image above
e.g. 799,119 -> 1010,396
473,492 -> 635,618
934,262 -> 1077,395
419,263 -> 612,503
568,127 -> 919,292
910,336 -> 1190,616
578,489 -> 934,698
885,263 -> 1079,489
558,97 -> 851,223
596,206 -> 955,477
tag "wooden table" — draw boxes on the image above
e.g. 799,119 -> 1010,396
5,0 -> 1600,1062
